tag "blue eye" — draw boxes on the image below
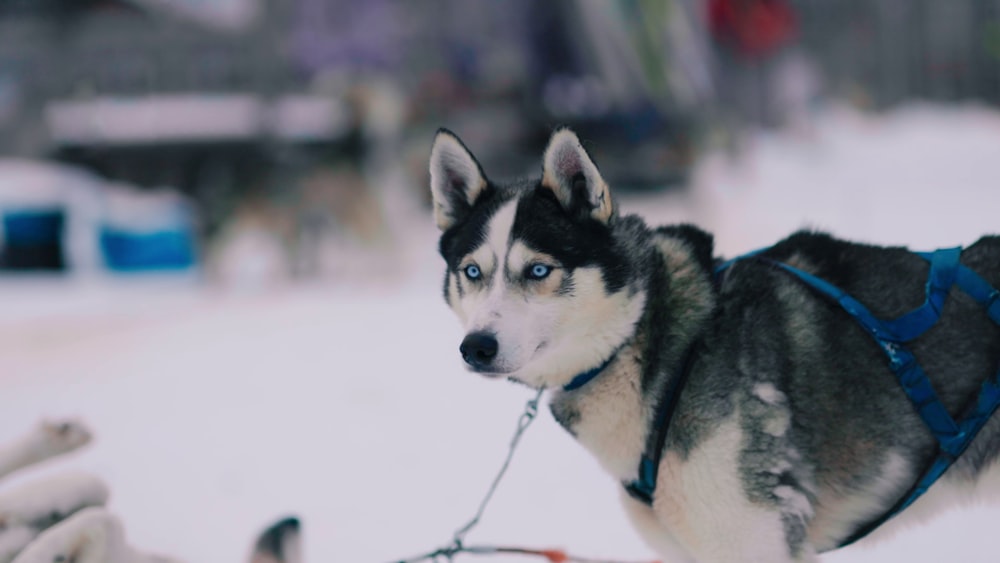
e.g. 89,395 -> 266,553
464,264 -> 481,280
527,264 -> 552,280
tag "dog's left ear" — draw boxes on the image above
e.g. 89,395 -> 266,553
541,128 -> 614,224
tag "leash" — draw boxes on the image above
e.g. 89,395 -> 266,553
392,387 -> 658,563
451,386 -> 544,551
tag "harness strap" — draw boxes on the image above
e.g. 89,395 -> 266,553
842,370 -> 1000,546
757,248 -> 1000,547
623,339 -> 701,504
941,252 -> 1000,325
881,248 -> 960,341
623,244 -> 1000,550
765,254 -> 964,450
839,252 -> 1000,546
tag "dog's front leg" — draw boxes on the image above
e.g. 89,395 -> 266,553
621,492 -> 696,562
647,483 -> 819,563
646,414 -> 819,563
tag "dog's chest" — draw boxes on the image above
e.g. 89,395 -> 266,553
550,361 -> 650,481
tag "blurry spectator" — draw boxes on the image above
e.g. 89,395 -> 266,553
709,0 -> 800,130
709,0 -> 797,60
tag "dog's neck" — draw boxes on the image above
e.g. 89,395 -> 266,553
549,234 -> 717,481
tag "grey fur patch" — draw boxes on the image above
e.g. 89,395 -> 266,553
557,272 -> 575,296
782,511 -> 809,558
550,402 -> 580,437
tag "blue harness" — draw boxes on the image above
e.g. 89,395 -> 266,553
609,246 -> 1000,548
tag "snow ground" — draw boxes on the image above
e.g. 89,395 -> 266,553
1,103 -> 999,562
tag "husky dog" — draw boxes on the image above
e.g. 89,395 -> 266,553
429,127 -> 1000,562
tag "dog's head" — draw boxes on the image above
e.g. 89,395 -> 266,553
430,128 -> 646,389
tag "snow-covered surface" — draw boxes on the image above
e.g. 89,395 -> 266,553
1,104 -> 999,562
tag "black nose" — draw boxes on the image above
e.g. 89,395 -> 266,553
460,332 -> 499,369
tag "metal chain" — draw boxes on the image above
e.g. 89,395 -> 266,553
394,387 -> 544,563
391,387 -> 657,563
451,386 -> 543,548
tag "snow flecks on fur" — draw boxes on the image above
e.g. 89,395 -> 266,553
753,383 -> 786,406
751,384 -> 792,437
654,415 -> 808,562
775,485 -> 816,520
763,412 -> 791,438
739,376 -> 819,559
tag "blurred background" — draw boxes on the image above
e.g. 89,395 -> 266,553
0,0 -> 998,561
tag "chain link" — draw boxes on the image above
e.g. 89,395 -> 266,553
451,387 -> 543,549
394,388 -> 544,563
392,386 -> 656,563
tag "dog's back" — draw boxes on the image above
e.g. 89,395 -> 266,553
710,232 -> 1000,549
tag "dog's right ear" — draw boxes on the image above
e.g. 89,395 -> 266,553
429,129 -> 489,231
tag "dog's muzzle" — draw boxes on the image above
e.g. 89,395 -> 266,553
460,331 -> 499,370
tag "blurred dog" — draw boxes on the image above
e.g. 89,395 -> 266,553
0,420 -> 300,563
429,127 -> 1000,562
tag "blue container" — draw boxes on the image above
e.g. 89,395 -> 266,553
1,209 -> 66,270
99,226 -> 196,272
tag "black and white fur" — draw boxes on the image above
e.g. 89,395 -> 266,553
430,127 -> 1000,562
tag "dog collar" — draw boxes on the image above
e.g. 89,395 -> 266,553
562,352 -> 619,392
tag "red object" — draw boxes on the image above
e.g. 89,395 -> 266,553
708,0 -> 797,59
539,550 -> 569,562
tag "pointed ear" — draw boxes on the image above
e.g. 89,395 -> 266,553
541,128 -> 613,224
429,129 -> 489,230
